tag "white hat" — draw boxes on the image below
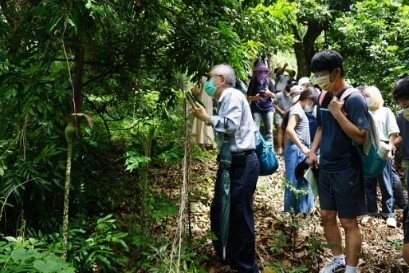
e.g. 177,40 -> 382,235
290,85 -> 303,103
298,77 -> 310,86
289,85 -> 303,95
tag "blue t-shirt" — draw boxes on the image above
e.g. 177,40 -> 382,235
397,111 -> 409,160
247,79 -> 275,113
317,89 -> 369,172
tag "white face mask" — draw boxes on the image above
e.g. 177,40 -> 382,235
304,103 -> 314,113
366,97 -> 373,107
403,108 -> 409,121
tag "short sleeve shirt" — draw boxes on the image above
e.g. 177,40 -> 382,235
397,111 -> 409,160
317,88 -> 370,172
274,92 -> 293,112
370,107 -> 399,142
289,104 -> 311,147
247,79 -> 275,113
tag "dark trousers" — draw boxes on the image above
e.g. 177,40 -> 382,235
392,164 -> 407,209
211,151 -> 260,273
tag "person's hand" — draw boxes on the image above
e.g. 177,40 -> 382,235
307,152 -> 318,169
254,94 -> 263,100
301,146 -> 311,157
386,148 -> 395,161
265,90 -> 275,99
281,110 -> 288,117
328,96 -> 344,117
191,102 -> 209,122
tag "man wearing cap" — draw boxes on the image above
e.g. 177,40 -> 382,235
247,61 -> 276,144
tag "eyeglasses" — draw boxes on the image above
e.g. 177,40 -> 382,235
314,72 -> 331,78
204,73 -> 223,81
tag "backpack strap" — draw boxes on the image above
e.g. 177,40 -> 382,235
339,87 -> 359,100
318,87 -> 361,108
318,90 -> 328,106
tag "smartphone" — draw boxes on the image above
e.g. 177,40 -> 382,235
186,91 -> 196,106
186,91 -> 205,107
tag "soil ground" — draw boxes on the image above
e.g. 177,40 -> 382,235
185,153 -> 409,273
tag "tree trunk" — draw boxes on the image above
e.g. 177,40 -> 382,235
72,38 -> 84,113
62,138 -> 73,259
292,20 -> 327,79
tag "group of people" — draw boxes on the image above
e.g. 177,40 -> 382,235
189,49 -> 409,273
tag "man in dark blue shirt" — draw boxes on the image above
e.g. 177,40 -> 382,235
307,50 -> 369,273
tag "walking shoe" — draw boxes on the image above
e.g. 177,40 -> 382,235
319,258 -> 346,273
386,217 -> 397,228
360,215 -> 374,225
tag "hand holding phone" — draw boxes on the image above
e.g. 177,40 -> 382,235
186,91 -> 205,107
186,91 -> 196,106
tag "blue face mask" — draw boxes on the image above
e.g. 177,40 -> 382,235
204,79 -> 217,97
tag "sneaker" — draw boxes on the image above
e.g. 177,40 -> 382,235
360,215 -> 374,225
319,258 -> 346,273
386,217 -> 397,228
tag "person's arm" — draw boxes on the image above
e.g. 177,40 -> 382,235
386,108 -> 400,158
386,133 -> 398,160
307,127 -> 321,168
191,102 -> 212,126
285,114 -> 310,155
328,96 -> 367,144
246,81 -> 263,102
273,104 -> 285,115
395,135 -> 402,145
247,94 -> 263,102
264,89 -> 275,99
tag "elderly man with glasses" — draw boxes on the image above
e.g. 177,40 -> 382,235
191,63 -> 260,273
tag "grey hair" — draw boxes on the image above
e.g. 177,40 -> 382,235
211,64 -> 236,87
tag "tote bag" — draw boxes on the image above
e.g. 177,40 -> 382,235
255,133 -> 279,176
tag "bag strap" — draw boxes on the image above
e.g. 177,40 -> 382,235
318,90 -> 328,106
318,86 -> 356,106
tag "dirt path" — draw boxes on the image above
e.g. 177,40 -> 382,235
189,154 -> 409,272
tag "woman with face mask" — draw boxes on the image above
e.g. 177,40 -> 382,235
282,87 -> 316,214
246,61 -> 276,145
360,86 -> 401,228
